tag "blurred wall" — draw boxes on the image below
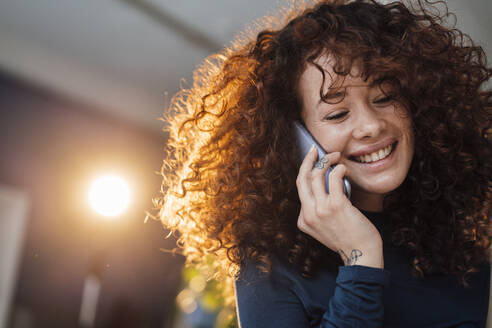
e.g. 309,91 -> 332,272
0,185 -> 28,328
0,71 -> 184,328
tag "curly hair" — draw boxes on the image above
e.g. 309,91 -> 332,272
157,0 -> 491,286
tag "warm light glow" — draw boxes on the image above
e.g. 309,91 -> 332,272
189,276 -> 206,293
176,289 -> 197,314
89,175 -> 130,217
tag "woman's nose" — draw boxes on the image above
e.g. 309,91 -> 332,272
352,103 -> 386,139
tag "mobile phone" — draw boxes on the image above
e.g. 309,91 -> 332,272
293,121 -> 351,198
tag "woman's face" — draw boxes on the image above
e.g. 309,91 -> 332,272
298,55 -> 414,211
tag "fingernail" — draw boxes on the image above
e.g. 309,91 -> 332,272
310,145 -> 316,152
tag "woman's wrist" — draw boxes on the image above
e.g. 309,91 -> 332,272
338,242 -> 384,269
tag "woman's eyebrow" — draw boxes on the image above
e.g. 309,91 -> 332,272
316,82 -> 378,107
317,91 -> 346,107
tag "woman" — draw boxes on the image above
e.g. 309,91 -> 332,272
158,0 -> 491,326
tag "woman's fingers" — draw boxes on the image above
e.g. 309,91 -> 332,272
328,163 -> 348,202
311,152 -> 340,204
298,145 -> 318,176
296,145 -> 318,200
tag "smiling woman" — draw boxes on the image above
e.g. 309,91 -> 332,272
158,0 -> 491,327
298,56 -> 415,211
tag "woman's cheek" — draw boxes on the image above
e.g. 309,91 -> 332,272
321,133 -> 349,154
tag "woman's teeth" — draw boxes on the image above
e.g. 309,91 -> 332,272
355,144 -> 394,163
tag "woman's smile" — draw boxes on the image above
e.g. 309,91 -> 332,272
298,55 -> 414,211
348,140 -> 396,164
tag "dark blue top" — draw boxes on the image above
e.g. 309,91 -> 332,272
235,211 -> 490,327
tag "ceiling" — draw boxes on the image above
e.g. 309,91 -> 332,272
0,0 -> 490,132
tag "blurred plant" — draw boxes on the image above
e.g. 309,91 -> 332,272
175,255 -> 237,328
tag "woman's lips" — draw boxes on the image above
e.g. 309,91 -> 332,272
351,142 -> 397,163
349,141 -> 398,168
348,139 -> 397,158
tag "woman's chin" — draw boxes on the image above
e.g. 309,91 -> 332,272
348,174 -> 406,201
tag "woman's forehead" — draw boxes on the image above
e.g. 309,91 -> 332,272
300,58 -> 370,93
300,54 -> 393,92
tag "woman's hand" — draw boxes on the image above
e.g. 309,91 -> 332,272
296,147 -> 384,269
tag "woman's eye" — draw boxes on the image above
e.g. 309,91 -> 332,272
325,112 -> 348,120
374,95 -> 394,104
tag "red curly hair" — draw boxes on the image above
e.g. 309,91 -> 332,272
157,0 -> 491,285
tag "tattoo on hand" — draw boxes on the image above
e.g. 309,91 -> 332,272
339,249 -> 363,265
314,156 -> 329,169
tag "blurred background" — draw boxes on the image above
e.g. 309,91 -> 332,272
0,1 -> 490,327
